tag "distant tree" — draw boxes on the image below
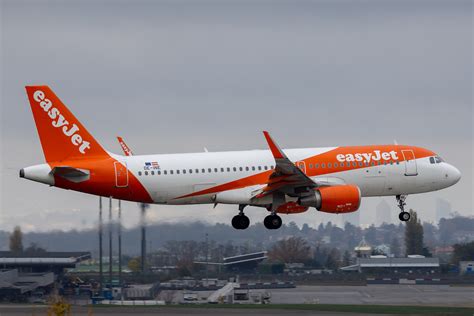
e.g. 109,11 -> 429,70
301,223 -> 311,234
325,248 -> 341,269
405,210 -> 424,256
365,225 -> 377,245
268,237 -> 310,263
9,226 -> 23,253
24,242 -> 47,254
313,244 -> 329,268
451,242 -> 474,264
127,257 -> 141,273
390,237 -> 401,257
317,223 -> 324,233
342,250 -> 352,266
287,222 -> 300,235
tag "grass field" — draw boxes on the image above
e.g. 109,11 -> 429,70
95,303 -> 474,315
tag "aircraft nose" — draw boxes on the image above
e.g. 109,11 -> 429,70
444,164 -> 461,185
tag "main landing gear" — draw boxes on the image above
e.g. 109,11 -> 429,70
396,195 -> 411,222
264,204 -> 282,230
264,214 -> 282,230
231,204 -> 250,230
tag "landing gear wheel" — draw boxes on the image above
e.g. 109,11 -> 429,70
396,195 -> 410,222
399,211 -> 411,222
264,215 -> 282,230
231,215 -> 250,230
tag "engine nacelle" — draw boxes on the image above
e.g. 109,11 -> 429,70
299,185 -> 361,213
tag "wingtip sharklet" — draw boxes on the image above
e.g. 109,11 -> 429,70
262,131 -> 285,159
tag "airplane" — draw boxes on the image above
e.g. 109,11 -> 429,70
20,86 -> 461,230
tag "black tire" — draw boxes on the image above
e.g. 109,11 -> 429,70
264,215 -> 282,229
264,215 -> 273,229
239,215 -> 250,229
271,215 -> 282,229
231,215 -> 240,229
232,215 -> 250,229
399,212 -> 411,222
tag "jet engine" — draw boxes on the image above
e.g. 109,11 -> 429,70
298,185 -> 361,213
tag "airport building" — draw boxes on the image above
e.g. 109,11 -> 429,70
340,256 -> 440,274
0,251 -> 91,302
195,251 -> 268,273
0,269 -> 54,302
0,251 -> 91,275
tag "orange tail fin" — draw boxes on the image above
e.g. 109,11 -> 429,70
25,86 -> 109,162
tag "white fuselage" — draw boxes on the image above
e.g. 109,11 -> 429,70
113,146 -> 460,206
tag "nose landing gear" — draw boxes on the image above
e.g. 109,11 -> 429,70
396,195 -> 411,221
231,204 -> 250,230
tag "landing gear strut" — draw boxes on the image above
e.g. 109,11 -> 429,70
231,204 -> 250,230
264,204 -> 282,230
396,195 -> 411,222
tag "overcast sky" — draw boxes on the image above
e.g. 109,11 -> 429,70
1,0 -> 472,233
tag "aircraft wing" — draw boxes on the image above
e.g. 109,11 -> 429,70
253,131 -> 318,199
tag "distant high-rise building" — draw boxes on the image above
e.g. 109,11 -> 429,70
436,198 -> 452,223
342,211 -> 360,227
376,199 -> 392,226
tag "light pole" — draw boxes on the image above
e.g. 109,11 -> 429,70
99,197 -> 103,295
108,197 -> 113,289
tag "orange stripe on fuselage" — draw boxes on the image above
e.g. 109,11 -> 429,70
174,145 -> 434,200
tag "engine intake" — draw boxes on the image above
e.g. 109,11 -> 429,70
299,185 -> 361,213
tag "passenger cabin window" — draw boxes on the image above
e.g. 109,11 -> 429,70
252,166 -> 255,171
239,167 -> 243,171
183,169 -> 186,174
151,171 -> 155,175
170,170 -> 173,175
158,171 -> 161,175
144,171 -> 148,175
163,170 -> 167,175
138,171 -> 142,176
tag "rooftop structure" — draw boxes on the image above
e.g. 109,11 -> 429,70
0,251 -> 91,274
341,256 -> 440,274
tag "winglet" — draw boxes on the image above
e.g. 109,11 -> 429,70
263,131 -> 287,159
117,136 -> 134,156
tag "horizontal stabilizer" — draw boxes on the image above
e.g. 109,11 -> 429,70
50,166 -> 90,183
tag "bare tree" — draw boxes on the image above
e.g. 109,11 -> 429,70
405,209 -> 424,255
268,237 -> 310,263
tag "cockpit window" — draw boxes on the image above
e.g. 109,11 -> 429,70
430,156 -> 444,164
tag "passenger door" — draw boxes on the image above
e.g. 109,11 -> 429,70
402,150 -> 418,176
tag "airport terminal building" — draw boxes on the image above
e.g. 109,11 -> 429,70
341,256 -> 440,274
